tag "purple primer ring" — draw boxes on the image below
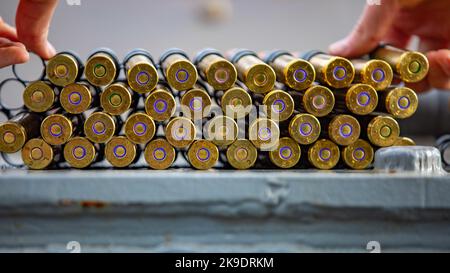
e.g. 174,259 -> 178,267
136,71 -> 150,85
176,69 -> 189,83
214,68 -> 229,84
319,148 -> 331,161
153,148 -> 167,161
49,123 -> 63,137
339,123 -> 353,138
294,69 -> 307,83
196,148 -> 210,162
68,92 -> 82,105
92,122 -> 106,135
272,99 -> 286,113
279,146 -> 292,160
153,99 -> 168,114
72,146 -> 86,160
356,92 -> 370,107
299,122 -> 313,136
133,122 -> 147,136
113,145 -> 127,159
258,127 -> 272,141
333,66 -> 347,81
189,97 -> 203,112
371,68 -> 385,83
353,147 -> 366,161
398,96 -> 410,110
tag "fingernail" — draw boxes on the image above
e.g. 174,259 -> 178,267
329,39 -> 347,55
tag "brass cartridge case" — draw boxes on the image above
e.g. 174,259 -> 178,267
290,85 -> 335,117
204,115 -> 238,147
60,83 -> 97,114
269,137 -> 301,169
248,117 -> 280,150
100,82 -> 136,116
84,111 -> 121,143
333,84 -> 378,115
23,81 -> 58,113
342,139 -> 374,170
322,114 -> 361,146
225,139 -> 258,170
253,89 -> 294,122
194,48 -> 237,91
216,86 -> 252,119
46,51 -> 83,87
41,113 -> 83,146
22,138 -> 61,169
124,112 -> 156,145
377,86 -> 418,119
85,48 -> 120,87
144,138 -> 177,170
0,112 -> 42,153
351,59 -> 393,90
63,136 -> 101,169
144,83 -> 176,122
361,115 -> 400,147
160,48 -> 198,91
308,139 -> 340,170
165,117 -> 196,149
124,49 -> 159,94
180,84 -> 212,120
288,113 -> 321,145
393,136 -> 416,146
105,136 -> 137,168
187,139 -> 219,170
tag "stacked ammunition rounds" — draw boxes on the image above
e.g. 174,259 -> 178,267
194,48 -> 237,91
371,45 -> 429,83
0,46 -> 423,171
302,51 -> 355,89
160,48 -> 198,91
228,49 -> 276,93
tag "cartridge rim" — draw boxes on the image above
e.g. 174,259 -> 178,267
342,139 -> 374,170
41,114 -> 73,145
23,81 -> 55,113
226,139 -> 258,170
101,82 -> 132,115
63,136 -> 96,169
263,90 -> 294,122
398,51 -> 429,83
127,61 -> 159,94
367,116 -> 400,147
205,58 -> 237,90
284,59 -> 315,91
0,122 -> 26,153
249,118 -> 280,150
329,115 -> 360,146
85,53 -> 117,86
46,53 -> 79,87
361,60 -> 393,90
269,137 -> 301,169
180,88 -> 212,120
346,84 -> 378,115
303,85 -> 335,117
393,136 -> 416,146
308,139 -> 340,170
187,140 -> 219,170
384,87 -> 418,119
324,57 -> 355,88
105,136 -> 136,168
289,113 -> 321,145
22,138 -> 54,169
165,117 -> 196,148
245,63 -> 276,93
60,83 -> 92,114
124,113 -> 156,144
84,112 -> 116,143
166,59 -> 198,91
144,89 -> 176,122
205,115 -> 238,146
144,138 -> 176,170
221,87 -> 252,119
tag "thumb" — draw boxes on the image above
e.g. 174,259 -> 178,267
329,0 -> 399,58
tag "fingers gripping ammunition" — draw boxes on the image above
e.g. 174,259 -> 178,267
371,44 -> 429,83
144,83 -> 176,122
377,86 -> 418,119
22,138 -> 62,169
0,112 -> 42,153
308,139 -> 340,170
63,137 -> 101,169
264,50 -> 315,91
124,112 -> 156,145
159,48 -> 198,91
187,139 -> 219,170
101,82 -> 136,116
194,48 -> 237,91
124,49 -> 159,94
23,81 -> 59,113
46,51 -> 83,87
342,139 -> 374,170
351,58 -> 393,90
144,138 -> 177,170
333,84 -> 378,115
85,48 -> 120,87
302,51 -> 355,88
269,137 -> 301,169
41,114 -> 83,146
227,49 -> 276,94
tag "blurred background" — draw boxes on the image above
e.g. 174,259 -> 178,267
0,0 -> 449,141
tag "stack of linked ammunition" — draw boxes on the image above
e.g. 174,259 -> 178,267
0,45 -> 425,170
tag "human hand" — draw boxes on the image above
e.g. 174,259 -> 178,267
0,0 -> 58,68
329,0 -> 450,92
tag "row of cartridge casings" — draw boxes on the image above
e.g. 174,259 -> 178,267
0,45 -> 426,170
